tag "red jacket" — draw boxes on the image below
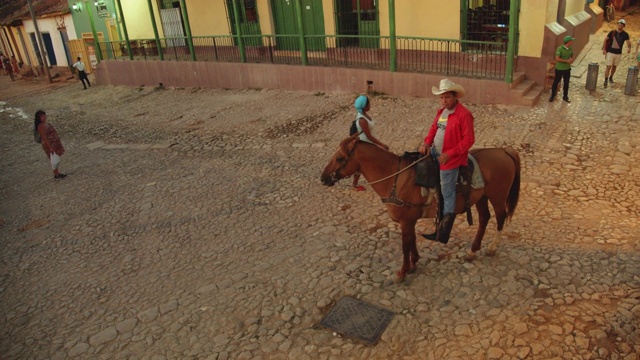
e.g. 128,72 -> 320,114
423,103 -> 475,170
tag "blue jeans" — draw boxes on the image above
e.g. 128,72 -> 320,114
431,148 -> 458,214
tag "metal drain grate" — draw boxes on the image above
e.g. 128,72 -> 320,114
319,296 -> 395,346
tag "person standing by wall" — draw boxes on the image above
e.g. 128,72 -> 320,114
602,19 -> 631,88
10,56 -> 19,76
34,110 -> 67,179
636,37 -> 640,69
549,36 -> 574,103
418,79 -> 475,244
1,53 -> 11,79
0,53 -> 5,75
72,56 -> 91,90
2,54 -> 13,81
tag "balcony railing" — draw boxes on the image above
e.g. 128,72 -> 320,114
101,34 -> 507,80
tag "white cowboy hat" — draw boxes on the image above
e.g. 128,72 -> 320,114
432,79 -> 466,98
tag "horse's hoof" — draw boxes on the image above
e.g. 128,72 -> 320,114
464,253 -> 477,262
383,274 -> 404,286
486,250 -> 496,257
407,265 -> 417,274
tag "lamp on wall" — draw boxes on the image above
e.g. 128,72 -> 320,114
72,3 -> 81,12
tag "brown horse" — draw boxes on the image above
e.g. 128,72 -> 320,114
320,135 -> 520,283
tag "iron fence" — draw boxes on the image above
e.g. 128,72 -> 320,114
101,34 -> 507,80
396,37 -> 507,79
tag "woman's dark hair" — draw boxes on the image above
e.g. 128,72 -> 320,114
34,110 -> 45,132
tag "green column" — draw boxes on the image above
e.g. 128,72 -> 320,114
115,0 -> 132,60
505,0 -> 519,83
179,0 -> 195,61
231,0 -> 246,62
293,0 -> 307,65
146,0 -> 164,60
84,0 -> 102,62
388,0 -> 396,72
460,0 -> 468,40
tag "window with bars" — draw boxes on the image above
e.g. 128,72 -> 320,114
160,0 -> 180,9
463,0 -> 510,45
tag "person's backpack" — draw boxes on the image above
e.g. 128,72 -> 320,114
604,31 -> 613,51
349,119 -> 358,136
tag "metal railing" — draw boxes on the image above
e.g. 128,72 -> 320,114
101,34 -> 507,80
396,37 -> 507,79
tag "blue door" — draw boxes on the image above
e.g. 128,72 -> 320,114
42,33 -> 57,66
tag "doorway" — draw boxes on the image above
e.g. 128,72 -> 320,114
271,0 -> 326,51
225,0 -> 262,47
334,0 -> 379,48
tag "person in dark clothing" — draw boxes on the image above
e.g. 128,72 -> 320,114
602,19 -> 631,87
72,56 -> 91,89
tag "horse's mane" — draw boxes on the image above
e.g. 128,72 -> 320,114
339,137 -> 426,172
340,135 -> 397,157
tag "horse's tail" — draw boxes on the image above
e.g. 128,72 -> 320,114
504,148 -> 521,220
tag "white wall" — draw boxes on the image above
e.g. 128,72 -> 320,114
24,16 -> 74,67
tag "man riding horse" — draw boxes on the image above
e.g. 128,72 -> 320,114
418,79 -> 475,244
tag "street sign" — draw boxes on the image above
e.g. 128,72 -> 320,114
96,1 -> 108,18
87,46 -> 98,69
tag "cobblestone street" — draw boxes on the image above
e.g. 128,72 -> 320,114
1,16 -> 640,360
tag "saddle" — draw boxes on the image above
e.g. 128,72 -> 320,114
411,152 -> 474,225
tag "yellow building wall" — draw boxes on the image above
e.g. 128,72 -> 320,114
257,0 -> 271,35
322,0 -> 335,36
565,0 -> 586,17
385,0 -> 459,39
188,0 -> 228,36
546,0 -> 559,23
119,1 -> 163,39
520,0 -> 551,58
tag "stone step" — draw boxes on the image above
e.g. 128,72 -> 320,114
510,72 -> 526,89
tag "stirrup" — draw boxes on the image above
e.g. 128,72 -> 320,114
421,232 -> 437,241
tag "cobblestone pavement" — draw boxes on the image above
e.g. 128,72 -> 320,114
1,16 -> 640,360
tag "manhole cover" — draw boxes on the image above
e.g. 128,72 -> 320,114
318,296 -> 394,346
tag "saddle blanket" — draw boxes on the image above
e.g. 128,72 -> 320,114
469,154 -> 484,189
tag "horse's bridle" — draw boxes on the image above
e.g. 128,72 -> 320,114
327,140 -> 359,183
328,140 -> 432,208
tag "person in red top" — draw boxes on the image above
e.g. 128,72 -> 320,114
35,110 -> 67,179
418,79 -> 475,244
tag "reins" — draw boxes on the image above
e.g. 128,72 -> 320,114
329,140 -> 434,208
357,152 -> 431,187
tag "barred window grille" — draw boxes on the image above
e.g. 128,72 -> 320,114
334,0 -> 379,48
464,0 -> 510,49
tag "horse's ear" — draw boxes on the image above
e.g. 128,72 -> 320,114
340,135 -> 358,154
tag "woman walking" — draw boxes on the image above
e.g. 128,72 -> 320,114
35,110 -> 66,179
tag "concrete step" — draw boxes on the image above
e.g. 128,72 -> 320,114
510,72 -> 526,89
510,79 -> 536,97
512,84 -> 544,106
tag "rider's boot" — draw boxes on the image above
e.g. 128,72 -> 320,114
434,213 -> 456,244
